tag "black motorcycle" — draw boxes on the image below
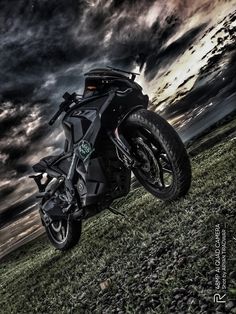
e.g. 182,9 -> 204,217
31,67 -> 191,251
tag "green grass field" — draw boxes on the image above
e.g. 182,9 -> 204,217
0,129 -> 236,313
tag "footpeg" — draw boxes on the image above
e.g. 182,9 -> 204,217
36,192 -> 51,199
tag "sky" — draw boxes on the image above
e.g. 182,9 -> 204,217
0,0 -> 236,252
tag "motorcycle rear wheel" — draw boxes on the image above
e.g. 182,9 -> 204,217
45,217 -> 82,251
41,194 -> 82,251
122,109 -> 191,200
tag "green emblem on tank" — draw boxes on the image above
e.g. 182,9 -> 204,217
78,140 -> 93,160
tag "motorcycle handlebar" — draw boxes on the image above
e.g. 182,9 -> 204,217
48,89 -> 132,126
48,107 -> 64,126
48,92 -> 77,126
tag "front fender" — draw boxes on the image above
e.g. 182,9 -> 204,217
117,104 -> 145,129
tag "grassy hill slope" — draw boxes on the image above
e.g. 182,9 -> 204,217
0,135 -> 236,313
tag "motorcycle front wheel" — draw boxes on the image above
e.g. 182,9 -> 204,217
122,109 -> 191,201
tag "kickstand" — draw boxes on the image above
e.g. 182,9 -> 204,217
108,206 -> 126,217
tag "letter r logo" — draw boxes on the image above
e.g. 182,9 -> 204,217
214,293 -> 226,303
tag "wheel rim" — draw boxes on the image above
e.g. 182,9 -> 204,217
129,127 -> 174,191
48,219 -> 69,244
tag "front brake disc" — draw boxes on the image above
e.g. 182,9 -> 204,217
134,137 -> 160,184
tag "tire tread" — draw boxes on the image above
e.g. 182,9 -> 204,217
126,109 -> 191,200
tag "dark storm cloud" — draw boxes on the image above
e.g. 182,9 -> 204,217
0,0 -> 186,104
0,0 -> 184,171
0,100 -> 63,224
145,23 -> 208,80
0,0 -> 215,107
0,197 -> 36,228
0,102 -> 47,162
162,41 -> 236,121
0,0 -> 84,102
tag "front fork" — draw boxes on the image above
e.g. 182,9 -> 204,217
108,128 -> 140,169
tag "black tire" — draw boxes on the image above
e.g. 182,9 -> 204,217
45,219 -> 82,251
45,218 -> 82,251
123,109 -> 191,200
41,182 -> 82,251
41,194 -> 82,251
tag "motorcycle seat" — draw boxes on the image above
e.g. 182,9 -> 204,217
33,154 -> 64,173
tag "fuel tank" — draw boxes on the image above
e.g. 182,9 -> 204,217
62,95 -> 109,151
